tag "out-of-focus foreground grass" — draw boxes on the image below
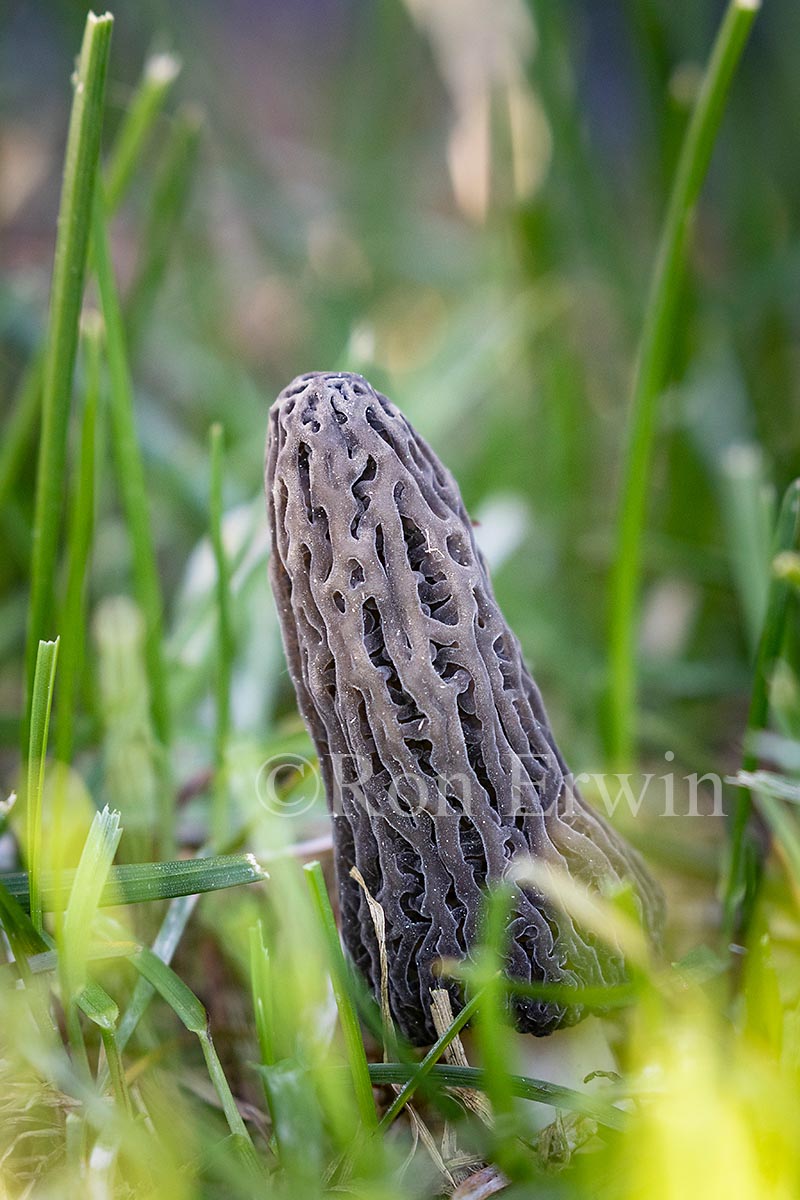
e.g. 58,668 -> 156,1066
2,2 -> 800,1197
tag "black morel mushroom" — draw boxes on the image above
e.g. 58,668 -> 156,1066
265,371 -> 663,1046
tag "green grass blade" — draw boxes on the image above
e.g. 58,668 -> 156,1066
0,357 -> 43,514
378,987 -> 484,1131
0,877 -> 49,968
722,478 -> 800,941
75,979 -> 119,1031
719,444 -> 774,654
59,806 -> 123,1001
750,789 -> 800,888
367,1064 -> 627,1132
249,920 -> 276,1069
304,860 -> 377,1130
472,884 -> 531,1178
115,894 -> 200,1056
607,0 -> 759,766
26,638 -> 59,933
112,827 -> 251,1059
25,12 -> 113,742
124,105 -> 202,354
131,947 -> 258,1156
104,51 -> 182,213
55,315 -> 102,765
132,945 -> 207,1032
0,44 -> 171,535
4,851 -> 266,913
209,423 -> 234,849
91,184 -> 172,762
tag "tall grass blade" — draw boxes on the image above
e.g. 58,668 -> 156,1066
91,185 -> 172,765
25,12 -> 113,741
0,357 -> 44,513
55,315 -> 102,765
104,51 -> 182,213
125,105 -> 202,354
607,0 -> 759,765
209,423 -> 234,848
26,638 -> 59,933
720,444 -> 774,655
723,478 -> 800,941
304,860 -> 377,1130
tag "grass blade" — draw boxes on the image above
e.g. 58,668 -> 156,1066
104,51 -> 182,213
368,1064 -> 626,1132
722,478 -> 800,942
719,444 -> 774,654
76,982 -> 134,1117
249,920 -> 276,1069
378,987 -> 484,1131
0,877 -> 49,966
749,789 -> 800,885
131,947 -> 258,1158
124,105 -> 202,354
471,884 -> 531,1179
4,851 -> 266,913
607,0 -> 759,765
0,357 -> 44,514
55,315 -> 102,765
91,184 -> 172,764
209,423 -> 234,849
304,860 -> 377,1130
26,638 -> 59,933
59,806 -> 123,1001
25,12 -> 113,741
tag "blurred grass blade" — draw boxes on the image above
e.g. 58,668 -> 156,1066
132,947 -> 258,1155
249,920 -> 276,1069
25,12 -> 113,738
125,105 -> 202,353
1,42 -> 173,533
471,884 -> 531,1179
26,638 -> 59,933
104,51 -> 182,213
723,478 -> 800,942
0,357 -> 44,513
720,443 -> 774,655
4,851 -> 266,913
734,769 -> 800,806
94,596 -> 160,858
59,806 -> 122,1000
115,893 -> 200,1055
0,877 -> 49,969
112,828 -> 251,1061
750,788 -> 800,887
209,423 -> 234,849
304,860 -> 378,1130
55,315 -> 102,765
367,1063 -> 627,1132
91,184 -> 172,764
607,0 -> 759,766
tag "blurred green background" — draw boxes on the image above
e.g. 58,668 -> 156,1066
2,0 -> 799,789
